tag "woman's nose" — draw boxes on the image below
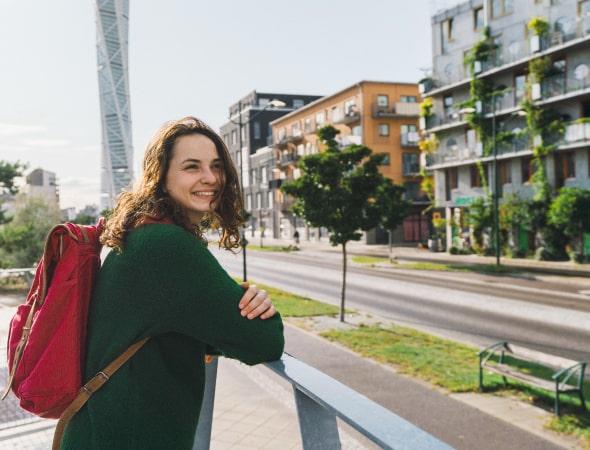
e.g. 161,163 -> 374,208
201,167 -> 217,183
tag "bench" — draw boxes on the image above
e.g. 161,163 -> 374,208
478,341 -> 587,416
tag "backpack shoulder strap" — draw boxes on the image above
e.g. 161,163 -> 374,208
52,337 -> 150,450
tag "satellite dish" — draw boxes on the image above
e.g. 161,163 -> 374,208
508,41 -> 520,55
574,64 -> 589,80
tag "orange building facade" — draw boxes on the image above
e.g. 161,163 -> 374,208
270,80 -> 430,244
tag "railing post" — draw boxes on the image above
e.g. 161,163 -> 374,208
293,387 -> 341,450
193,357 -> 219,450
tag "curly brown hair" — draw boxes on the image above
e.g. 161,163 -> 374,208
101,116 -> 243,252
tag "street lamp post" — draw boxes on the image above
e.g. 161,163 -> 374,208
233,99 -> 286,282
491,94 -> 500,267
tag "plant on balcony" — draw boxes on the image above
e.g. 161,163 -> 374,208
527,17 -> 551,37
418,134 -> 438,153
463,26 -> 491,71
419,97 -> 433,118
528,55 -> 553,85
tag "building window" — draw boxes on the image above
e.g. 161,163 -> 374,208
555,151 -> 576,188
379,153 -> 391,165
261,167 -> 267,184
500,160 -> 512,185
401,124 -> 419,146
492,35 -> 503,67
474,7 -> 484,30
315,112 -> 324,128
400,95 -> 417,103
378,124 -> 390,137
441,18 -> 453,54
521,157 -> 533,183
470,164 -> 488,188
267,191 -> 273,208
491,0 -> 513,18
253,122 -> 261,140
514,74 -> 527,104
444,95 -> 453,119
293,99 -> 304,109
402,153 -> 420,175
304,118 -> 312,133
404,182 -> 420,201
331,106 -> 343,122
246,194 -> 252,211
445,167 -> 458,201
231,129 -> 237,145
377,95 -> 389,107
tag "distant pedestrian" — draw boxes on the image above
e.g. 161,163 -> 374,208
61,117 -> 284,449
294,230 -> 300,245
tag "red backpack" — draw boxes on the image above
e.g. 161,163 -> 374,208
2,221 -> 147,424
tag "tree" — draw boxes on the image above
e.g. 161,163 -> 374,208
0,160 -> 27,224
0,196 -> 61,267
281,125 -> 407,321
548,187 -> 590,259
377,180 -> 409,261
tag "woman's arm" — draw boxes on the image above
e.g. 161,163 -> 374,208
238,282 -> 276,320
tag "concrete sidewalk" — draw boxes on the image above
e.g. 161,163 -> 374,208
255,235 -> 590,278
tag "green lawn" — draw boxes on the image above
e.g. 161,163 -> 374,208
252,280 -> 590,447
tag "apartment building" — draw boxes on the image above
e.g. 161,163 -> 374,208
269,81 -> 427,244
219,91 -> 322,239
422,0 -> 590,251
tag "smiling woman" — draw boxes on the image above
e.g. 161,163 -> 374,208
163,133 -> 224,225
60,117 -> 284,450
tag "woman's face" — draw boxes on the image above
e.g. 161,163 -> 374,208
164,133 -> 223,225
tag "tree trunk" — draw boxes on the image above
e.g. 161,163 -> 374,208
388,229 -> 394,262
340,242 -> 347,322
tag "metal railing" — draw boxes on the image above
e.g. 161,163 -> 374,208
194,354 -> 453,450
0,352 -> 452,449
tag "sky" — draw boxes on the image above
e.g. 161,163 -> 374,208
0,0 -> 462,211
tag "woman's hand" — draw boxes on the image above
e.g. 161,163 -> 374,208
238,282 -> 276,320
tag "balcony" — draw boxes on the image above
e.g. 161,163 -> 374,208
425,16 -> 590,95
563,121 -> 590,146
276,153 -> 301,168
333,110 -> 361,126
336,134 -> 362,149
268,178 -> 283,190
271,130 -> 304,149
532,72 -> 590,103
371,101 -> 420,119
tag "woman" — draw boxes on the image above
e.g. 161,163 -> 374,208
61,117 -> 284,449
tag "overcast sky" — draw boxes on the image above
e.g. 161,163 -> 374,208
0,0 -> 462,210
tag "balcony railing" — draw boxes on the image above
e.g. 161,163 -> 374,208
336,135 -> 362,149
195,355 -> 453,450
371,102 -> 420,119
277,153 -> 301,168
425,120 -> 590,168
333,111 -> 361,125
421,16 -> 590,94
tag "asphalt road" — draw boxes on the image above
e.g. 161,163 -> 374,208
213,247 -> 590,363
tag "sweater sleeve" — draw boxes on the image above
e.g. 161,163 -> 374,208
124,225 -> 284,365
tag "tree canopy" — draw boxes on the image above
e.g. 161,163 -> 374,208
281,125 -> 408,320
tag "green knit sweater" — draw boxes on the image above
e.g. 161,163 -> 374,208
61,224 -> 284,449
